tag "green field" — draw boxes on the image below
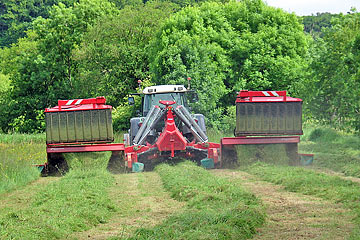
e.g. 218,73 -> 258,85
0,133 -> 46,194
0,126 -> 360,239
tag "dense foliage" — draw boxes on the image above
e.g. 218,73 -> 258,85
74,1 -> 178,106
0,0 -> 359,133
149,0 -> 308,125
0,0 -> 78,47
302,12 -> 338,37
296,11 -> 360,131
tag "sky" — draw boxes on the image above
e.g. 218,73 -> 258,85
265,0 -> 360,16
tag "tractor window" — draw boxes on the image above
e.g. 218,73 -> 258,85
143,93 -> 185,116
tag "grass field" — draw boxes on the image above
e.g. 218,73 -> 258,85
0,152 -> 116,239
0,126 -> 360,239
131,161 -> 265,239
299,125 -> 360,177
245,163 -> 360,239
0,133 -> 46,194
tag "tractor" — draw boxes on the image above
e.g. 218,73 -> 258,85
123,85 -> 220,171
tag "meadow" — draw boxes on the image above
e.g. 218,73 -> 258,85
0,126 -> 360,239
0,133 -> 46,194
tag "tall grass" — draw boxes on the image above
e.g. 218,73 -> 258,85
0,133 -> 45,144
0,141 -> 45,194
234,144 -> 290,166
207,128 -> 233,143
64,151 -> 112,171
299,126 -> 360,176
131,162 -> 265,239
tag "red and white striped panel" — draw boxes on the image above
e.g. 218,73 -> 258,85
64,99 -> 84,105
260,91 -> 281,97
238,90 -> 287,98
58,96 -> 106,107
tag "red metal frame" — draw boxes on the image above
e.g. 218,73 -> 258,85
47,143 -> 124,153
58,96 -> 106,107
45,96 -> 111,112
156,102 -> 187,157
124,101 -> 220,169
236,90 -> 302,103
221,136 -> 300,146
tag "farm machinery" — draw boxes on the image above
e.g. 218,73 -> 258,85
42,85 -> 310,174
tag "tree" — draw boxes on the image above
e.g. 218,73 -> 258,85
0,0 -> 77,47
149,0 -> 308,126
297,11 -> 360,131
302,12 -> 338,38
72,1 -> 178,131
2,0 -> 117,132
74,1 -> 178,107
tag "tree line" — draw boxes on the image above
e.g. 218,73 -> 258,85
0,0 -> 358,133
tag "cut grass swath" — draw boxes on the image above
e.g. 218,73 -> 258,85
0,153 -> 116,239
129,161 -> 265,239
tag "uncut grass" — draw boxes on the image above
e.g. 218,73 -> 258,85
130,161 -> 265,240
207,129 -> 233,143
299,126 -> 360,177
0,133 -> 45,144
0,141 -> 45,194
0,152 -> 116,239
245,163 -> 360,238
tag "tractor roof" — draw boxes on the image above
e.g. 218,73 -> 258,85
143,85 -> 187,94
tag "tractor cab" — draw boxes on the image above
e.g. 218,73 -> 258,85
142,85 -> 188,116
127,85 -> 205,148
128,85 -> 197,117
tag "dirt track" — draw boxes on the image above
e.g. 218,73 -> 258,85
212,169 -> 354,240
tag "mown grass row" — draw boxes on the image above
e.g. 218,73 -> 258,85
0,152 -> 116,239
299,126 -> 360,177
130,161 -> 265,239
245,163 -> 360,239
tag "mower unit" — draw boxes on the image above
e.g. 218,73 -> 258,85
221,90 -> 307,167
43,97 -> 124,174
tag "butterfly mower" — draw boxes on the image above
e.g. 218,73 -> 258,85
40,85 -> 312,175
